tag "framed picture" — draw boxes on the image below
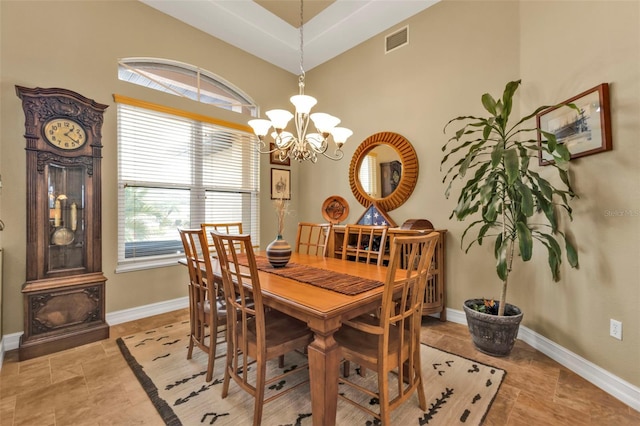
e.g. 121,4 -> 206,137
537,83 -> 612,165
269,143 -> 291,166
271,168 -> 291,200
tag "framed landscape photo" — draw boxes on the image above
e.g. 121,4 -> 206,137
537,83 -> 612,165
271,168 -> 291,200
269,143 -> 291,166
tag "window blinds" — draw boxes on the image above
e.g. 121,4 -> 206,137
116,98 -> 260,270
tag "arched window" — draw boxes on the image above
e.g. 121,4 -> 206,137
118,57 -> 258,116
115,59 -> 261,271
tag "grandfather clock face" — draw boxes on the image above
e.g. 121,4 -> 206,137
43,118 -> 88,150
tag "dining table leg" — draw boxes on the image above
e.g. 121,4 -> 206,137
307,327 -> 340,426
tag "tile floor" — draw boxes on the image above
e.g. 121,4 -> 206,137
1,310 -> 638,425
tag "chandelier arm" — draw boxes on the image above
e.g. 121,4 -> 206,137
321,147 -> 345,161
254,137 -> 276,154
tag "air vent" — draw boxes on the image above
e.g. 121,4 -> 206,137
385,26 -> 409,54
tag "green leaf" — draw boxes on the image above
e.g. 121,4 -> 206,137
565,239 -> 579,267
504,149 -> 519,184
483,124 -> 492,140
541,130 -> 557,152
496,238 -> 509,281
501,80 -> 521,122
482,93 -> 498,115
491,144 -> 503,168
548,247 -> 560,281
559,168 -> 571,190
516,221 -> 533,261
484,193 -> 501,222
515,180 -> 534,216
555,143 -> 571,161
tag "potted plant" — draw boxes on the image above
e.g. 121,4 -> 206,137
441,80 -> 580,356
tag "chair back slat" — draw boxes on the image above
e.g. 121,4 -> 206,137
342,224 -> 388,265
179,228 -> 216,313
202,222 -> 245,254
295,222 -> 332,257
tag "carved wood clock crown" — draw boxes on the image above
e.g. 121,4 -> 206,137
16,86 -> 109,361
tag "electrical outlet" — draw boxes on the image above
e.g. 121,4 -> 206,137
610,319 -> 622,340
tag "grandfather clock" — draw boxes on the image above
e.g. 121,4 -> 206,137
16,86 -> 109,360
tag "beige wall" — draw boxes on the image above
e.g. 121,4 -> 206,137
0,0 -> 297,336
1,0 -> 638,389
303,0 -> 640,387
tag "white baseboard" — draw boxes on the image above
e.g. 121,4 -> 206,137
445,307 -> 640,412
0,339 -> 4,371
0,296 -> 189,364
106,296 -> 189,325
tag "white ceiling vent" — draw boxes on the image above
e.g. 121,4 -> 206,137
385,26 -> 409,54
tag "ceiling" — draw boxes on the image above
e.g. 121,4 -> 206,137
140,0 -> 440,74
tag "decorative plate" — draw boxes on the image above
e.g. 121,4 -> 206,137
322,195 -> 349,224
52,227 -> 74,245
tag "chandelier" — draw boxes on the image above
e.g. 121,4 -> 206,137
248,0 -> 352,163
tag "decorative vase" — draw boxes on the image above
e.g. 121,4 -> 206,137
463,298 -> 523,357
266,235 -> 291,268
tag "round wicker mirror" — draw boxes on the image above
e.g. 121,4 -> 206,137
348,131 -> 418,212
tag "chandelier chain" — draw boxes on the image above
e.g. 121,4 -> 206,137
299,0 -> 305,79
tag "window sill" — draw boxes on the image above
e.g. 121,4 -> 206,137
115,256 -> 183,273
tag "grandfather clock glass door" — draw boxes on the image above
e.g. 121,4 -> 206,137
17,85 -> 109,360
48,163 -> 86,273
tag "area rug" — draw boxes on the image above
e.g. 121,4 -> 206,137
117,321 -> 505,425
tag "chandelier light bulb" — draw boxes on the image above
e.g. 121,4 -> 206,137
310,113 -> 340,134
290,95 -> 317,114
331,127 -> 353,145
248,119 -> 272,137
266,109 -> 294,130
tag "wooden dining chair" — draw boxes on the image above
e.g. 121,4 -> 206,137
178,228 -> 228,382
342,224 -> 389,265
334,232 -> 440,425
210,230 -> 313,426
295,222 -> 332,256
201,222 -> 245,254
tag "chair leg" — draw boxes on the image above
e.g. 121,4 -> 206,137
379,367 -> 390,426
278,354 -> 284,368
206,328 -> 216,382
414,348 -> 427,410
253,360 -> 267,426
187,336 -> 195,360
222,340 -> 233,399
342,360 -> 350,378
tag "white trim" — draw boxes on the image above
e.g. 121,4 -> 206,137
445,307 -> 640,412
0,339 -> 5,371
106,296 -> 189,325
2,332 -> 21,354
0,297 -> 189,354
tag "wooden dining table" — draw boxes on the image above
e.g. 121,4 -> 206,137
208,251 -> 391,426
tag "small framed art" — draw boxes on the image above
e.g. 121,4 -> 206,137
537,83 -> 612,165
271,168 -> 291,200
270,143 -> 291,166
